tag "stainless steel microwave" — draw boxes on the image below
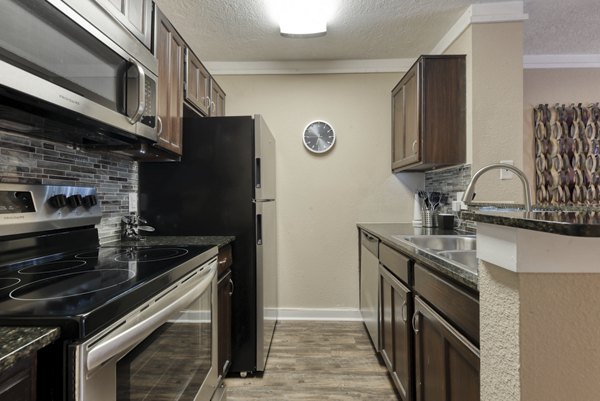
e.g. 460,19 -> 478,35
0,0 -> 158,145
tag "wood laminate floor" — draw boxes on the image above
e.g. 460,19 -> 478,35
224,321 -> 398,401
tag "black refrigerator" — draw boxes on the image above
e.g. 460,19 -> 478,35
138,112 -> 278,376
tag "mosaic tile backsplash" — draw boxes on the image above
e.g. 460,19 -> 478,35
0,130 -> 137,243
534,103 -> 600,206
425,164 -> 472,205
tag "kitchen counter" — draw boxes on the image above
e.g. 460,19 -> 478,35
357,223 -> 478,291
462,209 -> 600,237
0,327 -> 60,373
107,235 -> 235,248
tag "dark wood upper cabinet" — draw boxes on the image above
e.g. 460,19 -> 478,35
413,296 -> 479,401
155,7 -> 184,155
392,55 -> 466,172
185,48 -> 211,116
97,0 -> 153,49
209,79 -> 226,117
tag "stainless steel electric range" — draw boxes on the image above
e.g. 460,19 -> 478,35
0,183 -> 219,401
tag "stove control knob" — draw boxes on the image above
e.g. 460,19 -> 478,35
82,195 -> 98,208
48,194 -> 67,209
67,194 -> 83,208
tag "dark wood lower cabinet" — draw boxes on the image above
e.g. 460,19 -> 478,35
413,296 -> 479,401
0,356 -> 36,401
379,264 -> 413,401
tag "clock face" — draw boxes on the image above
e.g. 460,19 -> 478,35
303,121 -> 336,153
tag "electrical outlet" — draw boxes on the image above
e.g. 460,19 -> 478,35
499,160 -> 514,180
128,192 -> 138,213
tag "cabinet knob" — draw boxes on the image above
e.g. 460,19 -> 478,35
412,140 -> 418,154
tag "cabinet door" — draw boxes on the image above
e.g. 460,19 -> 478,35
391,84 -> 406,169
403,69 -> 419,161
0,356 -> 36,401
218,269 -> 233,377
380,265 -> 413,401
156,8 -> 184,155
97,0 -> 153,49
391,67 -> 419,170
185,48 -> 210,116
413,296 -> 479,401
210,80 -> 226,117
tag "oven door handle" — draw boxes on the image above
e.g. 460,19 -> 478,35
86,260 -> 217,372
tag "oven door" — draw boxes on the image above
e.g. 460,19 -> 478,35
0,0 -> 157,142
69,259 -> 218,401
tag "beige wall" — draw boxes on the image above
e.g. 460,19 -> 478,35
217,74 -> 423,311
444,23 -> 525,204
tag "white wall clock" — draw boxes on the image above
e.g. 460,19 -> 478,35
302,120 -> 336,154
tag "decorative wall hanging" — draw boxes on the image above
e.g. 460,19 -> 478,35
534,103 -> 600,205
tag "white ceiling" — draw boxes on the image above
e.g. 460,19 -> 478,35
155,0 -> 600,63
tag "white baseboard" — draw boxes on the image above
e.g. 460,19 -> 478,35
277,308 -> 362,321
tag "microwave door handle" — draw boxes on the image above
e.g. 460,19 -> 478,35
127,58 -> 146,124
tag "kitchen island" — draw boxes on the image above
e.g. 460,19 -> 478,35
467,210 -> 600,401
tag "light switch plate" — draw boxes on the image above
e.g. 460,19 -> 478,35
128,192 -> 138,213
499,160 -> 514,180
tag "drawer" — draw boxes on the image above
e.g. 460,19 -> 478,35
218,244 -> 233,276
414,263 -> 479,345
360,230 -> 379,257
379,243 -> 410,284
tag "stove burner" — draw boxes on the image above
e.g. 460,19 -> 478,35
0,278 -> 20,291
18,260 -> 87,275
114,247 -> 189,263
10,269 -> 136,301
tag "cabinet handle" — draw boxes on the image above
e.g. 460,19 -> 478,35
412,312 -> 420,334
363,233 -> 377,242
211,100 -> 216,113
156,116 -> 163,136
402,301 -> 407,322
228,278 -> 234,296
412,140 -> 418,154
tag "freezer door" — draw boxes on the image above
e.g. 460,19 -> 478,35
254,115 -> 276,201
255,200 -> 278,372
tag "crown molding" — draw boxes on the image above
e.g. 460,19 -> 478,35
205,58 -> 416,75
430,1 -> 528,55
523,54 -> 600,69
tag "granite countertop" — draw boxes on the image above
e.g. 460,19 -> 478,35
462,209 -> 600,237
105,235 -> 235,248
0,327 -> 60,373
357,223 -> 478,291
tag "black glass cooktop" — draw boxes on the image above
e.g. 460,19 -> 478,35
0,244 -> 216,339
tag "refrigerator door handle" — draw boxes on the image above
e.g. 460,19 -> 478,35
256,214 -> 263,245
255,158 -> 262,188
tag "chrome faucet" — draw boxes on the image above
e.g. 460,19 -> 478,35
462,163 -> 532,212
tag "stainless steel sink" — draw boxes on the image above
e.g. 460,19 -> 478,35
437,250 -> 478,274
393,235 -> 477,252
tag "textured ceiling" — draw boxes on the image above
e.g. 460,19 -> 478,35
155,0 -> 600,62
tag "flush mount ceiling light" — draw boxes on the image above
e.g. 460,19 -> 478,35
271,0 -> 333,38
